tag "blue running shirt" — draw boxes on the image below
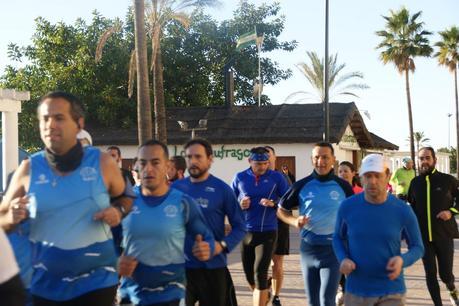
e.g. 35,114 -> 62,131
280,171 -> 353,245
27,147 -> 118,301
173,175 -> 246,269
232,168 -> 289,232
120,186 -> 215,305
333,193 -> 424,296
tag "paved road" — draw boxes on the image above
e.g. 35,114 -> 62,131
228,226 -> 459,306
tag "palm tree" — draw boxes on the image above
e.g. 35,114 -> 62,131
96,0 -> 219,144
147,0 -> 219,143
285,51 -> 369,103
435,26 -> 459,178
96,1 -> 152,144
376,7 -> 433,172
134,0 -> 153,144
407,131 -> 431,154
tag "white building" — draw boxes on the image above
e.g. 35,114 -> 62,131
91,102 -> 403,184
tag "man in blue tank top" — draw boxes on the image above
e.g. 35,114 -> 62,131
172,138 -> 246,306
278,142 -> 353,306
118,139 -> 215,306
0,91 -> 133,306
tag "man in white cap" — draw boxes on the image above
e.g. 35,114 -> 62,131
333,154 -> 424,306
76,129 -> 92,147
390,157 -> 415,201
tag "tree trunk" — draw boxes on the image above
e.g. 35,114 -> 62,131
455,67 -> 459,178
133,0 -> 152,145
153,43 -> 167,144
405,68 -> 416,173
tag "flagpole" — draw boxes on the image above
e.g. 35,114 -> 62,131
256,26 -> 261,107
258,42 -> 261,107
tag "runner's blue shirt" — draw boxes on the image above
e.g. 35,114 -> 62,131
172,175 -> 246,269
232,168 -> 289,232
119,186 -> 215,305
27,147 -> 118,301
333,193 -> 424,296
279,170 -> 353,246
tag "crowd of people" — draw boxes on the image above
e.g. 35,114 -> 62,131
1,91 -> 459,306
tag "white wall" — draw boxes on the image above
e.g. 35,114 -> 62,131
99,143 -> 315,185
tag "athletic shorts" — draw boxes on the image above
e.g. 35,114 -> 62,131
274,218 -> 290,255
185,267 -> 237,306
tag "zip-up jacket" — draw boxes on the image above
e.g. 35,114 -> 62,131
407,169 -> 459,242
232,168 -> 289,232
279,170 -> 353,245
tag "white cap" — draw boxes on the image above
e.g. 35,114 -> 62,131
360,154 -> 386,175
76,129 -> 92,145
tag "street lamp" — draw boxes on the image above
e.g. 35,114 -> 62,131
323,0 -> 330,141
448,113 -> 453,148
177,119 -> 207,139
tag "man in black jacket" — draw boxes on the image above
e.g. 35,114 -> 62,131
408,147 -> 459,306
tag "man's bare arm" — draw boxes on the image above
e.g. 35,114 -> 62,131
0,160 -> 30,230
99,152 -> 133,221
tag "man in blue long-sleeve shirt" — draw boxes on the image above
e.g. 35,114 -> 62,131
173,138 -> 246,306
333,154 -> 424,305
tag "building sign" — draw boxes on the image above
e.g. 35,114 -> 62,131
338,126 -> 360,150
170,145 -> 252,161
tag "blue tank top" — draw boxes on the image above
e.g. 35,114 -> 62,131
120,186 -> 214,305
27,147 -> 118,301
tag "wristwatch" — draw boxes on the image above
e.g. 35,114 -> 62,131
114,205 -> 128,218
219,240 -> 229,253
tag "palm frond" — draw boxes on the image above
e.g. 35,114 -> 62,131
95,22 -> 122,63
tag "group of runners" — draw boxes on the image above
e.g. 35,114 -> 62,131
1,91 -> 459,306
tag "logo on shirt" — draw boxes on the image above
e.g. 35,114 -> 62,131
130,206 -> 140,214
196,197 -> 209,209
304,192 -> 315,199
263,179 -> 269,183
205,186 -> 215,193
35,174 -> 50,185
80,167 -> 97,181
329,190 -> 340,201
164,205 -> 178,218
304,199 -> 312,207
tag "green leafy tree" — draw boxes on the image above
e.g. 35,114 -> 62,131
435,26 -> 459,178
1,3 -> 296,149
376,7 -> 433,172
161,1 -> 297,106
147,0 -> 219,143
285,51 -> 369,103
1,12 -> 135,150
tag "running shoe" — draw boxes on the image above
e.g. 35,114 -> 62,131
335,291 -> 344,306
272,295 -> 282,306
450,289 -> 459,306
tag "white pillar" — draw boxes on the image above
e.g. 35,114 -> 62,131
0,89 -> 29,191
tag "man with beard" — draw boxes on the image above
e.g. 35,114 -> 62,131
172,138 -> 246,306
408,147 -> 459,306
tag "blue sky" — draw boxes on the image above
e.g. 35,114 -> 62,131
1,0 -> 459,150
